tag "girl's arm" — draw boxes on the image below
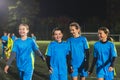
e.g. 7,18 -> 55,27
89,57 -> 97,75
109,57 -> 116,71
46,56 -> 53,73
4,52 -> 16,73
6,52 -> 16,66
84,49 -> 90,71
34,50 -> 45,61
46,56 -> 51,70
110,57 -> 116,67
67,53 -> 73,74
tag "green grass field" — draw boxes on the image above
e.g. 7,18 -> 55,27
0,41 -> 120,80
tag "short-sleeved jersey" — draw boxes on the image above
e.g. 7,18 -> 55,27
67,36 -> 89,68
46,41 -> 70,74
12,35 -> 17,41
12,37 -> 39,71
1,35 -> 8,47
1,35 -> 8,41
93,41 -> 117,74
32,36 -> 36,41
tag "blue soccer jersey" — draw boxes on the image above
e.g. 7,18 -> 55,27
46,41 -> 70,80
1,35 -> 8,41
12,37 -> 39,71
32,36 -> 36,41
93,41 -> 117,79
1,35 -> 8,46
12,35 -> 17,41
67,36 -> 89,68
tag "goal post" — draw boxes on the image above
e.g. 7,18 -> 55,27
81,32 -> 120,42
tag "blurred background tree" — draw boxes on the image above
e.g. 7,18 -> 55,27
7,0 -> 40,34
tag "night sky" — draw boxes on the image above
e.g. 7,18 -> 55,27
0,0 -> 107,23
39,0 -> 106,19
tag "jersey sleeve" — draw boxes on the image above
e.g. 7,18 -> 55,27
110,43 -> 117,57
1,36 -> 3,40
66,42 -> 70,55
12,40 -> 17,52
66,39 -> 72,55
83,37 -> 89,49
45,43 -> 52,56
32,39 -> 39,51
1,36 -> 5,40
93,44 -> 97,58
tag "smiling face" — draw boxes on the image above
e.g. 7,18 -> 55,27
98,30 -> 108,41
97,27 -> 109,42
19,24 -> 29,37
53,30 -> 63,42
69,26 -> 80,37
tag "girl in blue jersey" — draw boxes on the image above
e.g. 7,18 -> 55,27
67,22 -> 90,80
4,24 -> 45,80
89,27 -> 117,80
46,27 -> 70,80
1,31 -> 8,59
11,33 -> 17,41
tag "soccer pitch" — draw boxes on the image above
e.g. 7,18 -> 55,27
0,41 -> 120,80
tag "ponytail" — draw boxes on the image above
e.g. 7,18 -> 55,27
107,37 -> 114,42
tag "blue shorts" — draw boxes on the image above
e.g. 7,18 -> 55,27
19,70 -> 33,80
97,71 -> 114,80
71,67 -> 88,77
50,68 -> 67,80
50,73 -> 67,80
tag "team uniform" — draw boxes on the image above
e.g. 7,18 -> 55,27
11,37 -> 40,80
93,41 -> 117,80
1,35 -> 8,58
12,35 -> 17,41
31,36 -> 36,41
67,36 -> 89,77
46,41 -> 70,80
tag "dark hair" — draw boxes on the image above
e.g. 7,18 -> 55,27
69,22 -> 81,30
52,27 -> 63,35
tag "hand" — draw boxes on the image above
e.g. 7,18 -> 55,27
49,67 -> 53,74
4,65 -> 9,74
2,40 -> 6,43
68,66 -> 73,74
88,71 -> 92,75
109,67 -> 114,72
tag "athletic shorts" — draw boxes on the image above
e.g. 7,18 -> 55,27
97,71 -> 114,80
50,67 -> 67,80
19,70 -> 33,80
71,67 -> 88,77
